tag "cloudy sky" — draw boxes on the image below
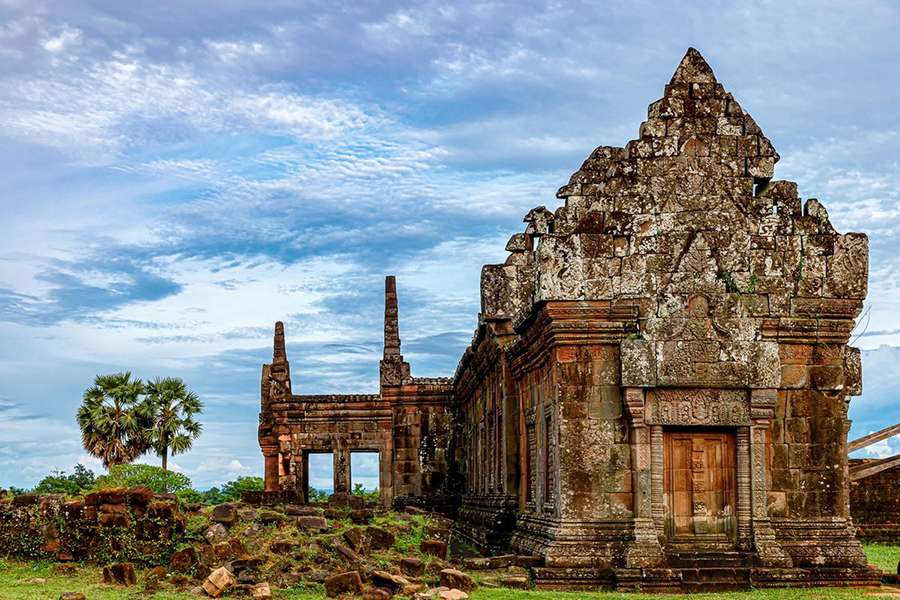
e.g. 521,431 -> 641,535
0,0 -> 899,490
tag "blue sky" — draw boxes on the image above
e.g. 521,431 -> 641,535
1,1 -> 899,489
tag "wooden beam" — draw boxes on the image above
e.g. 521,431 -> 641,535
850,454 -> 900,481
848,422 -> 900,453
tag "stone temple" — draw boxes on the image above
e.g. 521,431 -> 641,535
257,49 -> 875,590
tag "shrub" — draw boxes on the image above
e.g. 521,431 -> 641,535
33,464 -> 96,496
308,487 -> 329,503
218,476 -> 264,502
175,488 -> 205,505
352,483 -> 379,503
94,463 -> 192,494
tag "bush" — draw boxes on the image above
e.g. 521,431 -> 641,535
94,463 -> 192,494
33,465 -> 96,495
308,487 -> 329,503
352,483 -> 379,503
175,488 -> 205,506
218,476 -> 264,502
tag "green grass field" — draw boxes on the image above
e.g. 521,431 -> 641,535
0,543 -> 897,600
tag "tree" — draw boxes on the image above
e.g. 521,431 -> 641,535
34,464 -> 96,495
77,372 -> 151,468
94,463 -> 192,494
144,377 -> 203,471
220,476 -> 264,502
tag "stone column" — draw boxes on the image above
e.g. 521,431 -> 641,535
291,453 -> 305,494
749,389 -> 792,566
624,387 -> 663,567
650,425 -> 665,533
334,447 -> 351,495
263,449 -> 279,492
736,427 -> 753,549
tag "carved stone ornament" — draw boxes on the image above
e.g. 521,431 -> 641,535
645,388 -> 750,426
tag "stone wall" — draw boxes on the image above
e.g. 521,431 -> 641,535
0,488 -> 184,564
259,277 -> 455,508
850,460 -> 900,542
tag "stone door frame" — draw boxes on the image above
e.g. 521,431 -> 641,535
623,387 -> 791,566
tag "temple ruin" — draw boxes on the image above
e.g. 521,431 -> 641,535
258,48 -> 877,590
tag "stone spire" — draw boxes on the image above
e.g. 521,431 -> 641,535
670,47 -> 717,84
273,320 -> 287,363
380,275 -> 410,387
383,276 -> 401,359
265,321 -> 291,402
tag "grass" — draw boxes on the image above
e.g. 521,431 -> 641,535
0,558 -> 897,600
471,592 -> 896,600
864,542 -> 900,574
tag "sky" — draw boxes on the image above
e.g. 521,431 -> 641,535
0,0 -> 899,490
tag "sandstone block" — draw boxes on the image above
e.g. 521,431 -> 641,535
102,563 -> 136,586
285,504 -> 322,516
250,582 -> 272,600
439,569 -> 475,592
203,566 -> 235,598
400,557 -> 425,577
170,546 -> 198,573
59,594 -> 86,600
420,539 -> 447,558
363,587 -> 392,600
297,515 -> 328,530
324,571 -> 363,597
365,526 -> 394,550
371,570 -> 410,593
205,523 -> 228,544
211,503 -> 238,525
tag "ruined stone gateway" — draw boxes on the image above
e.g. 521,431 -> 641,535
258,49 -> 876,590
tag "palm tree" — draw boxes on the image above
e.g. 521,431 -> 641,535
77,372 -> 150,469
145,377 -> 203,471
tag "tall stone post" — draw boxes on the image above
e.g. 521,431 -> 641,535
624,387 -> 663,567
380,276 -> 410,387
334,446 -> 351,495
749,389 -> 792,566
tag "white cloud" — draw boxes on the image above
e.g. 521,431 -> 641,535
41,25 -> 82,54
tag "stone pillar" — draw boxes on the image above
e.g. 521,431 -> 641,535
263,450 -> 279,492
650,425 -> 664,533
736,427 -> 753,549
749,389 -> 792,567
291,453 -> 305,494
624,387 -> 663,567
334,446 -> 351,495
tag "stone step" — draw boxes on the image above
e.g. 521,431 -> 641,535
666,551 -> 752,569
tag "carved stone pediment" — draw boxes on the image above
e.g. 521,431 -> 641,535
645,388 -> 750,426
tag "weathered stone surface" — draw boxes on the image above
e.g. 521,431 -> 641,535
296,515 -> 328,530
59,594 -> 86,600
366,526 -> 394,550
102,563 -> 136,586
420,539 -> 447,558
363,587 -> 392,600
324,571 -> 363,597
250,582 -> 272,600
400,557 -> 425,577
203,567 -> 235,598
170,547 -> 198,573
439,569 -> 475,592
205,523 -> 228,545
211,503 -> 238,525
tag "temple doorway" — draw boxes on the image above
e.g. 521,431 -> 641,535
663,430 -> 737,544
